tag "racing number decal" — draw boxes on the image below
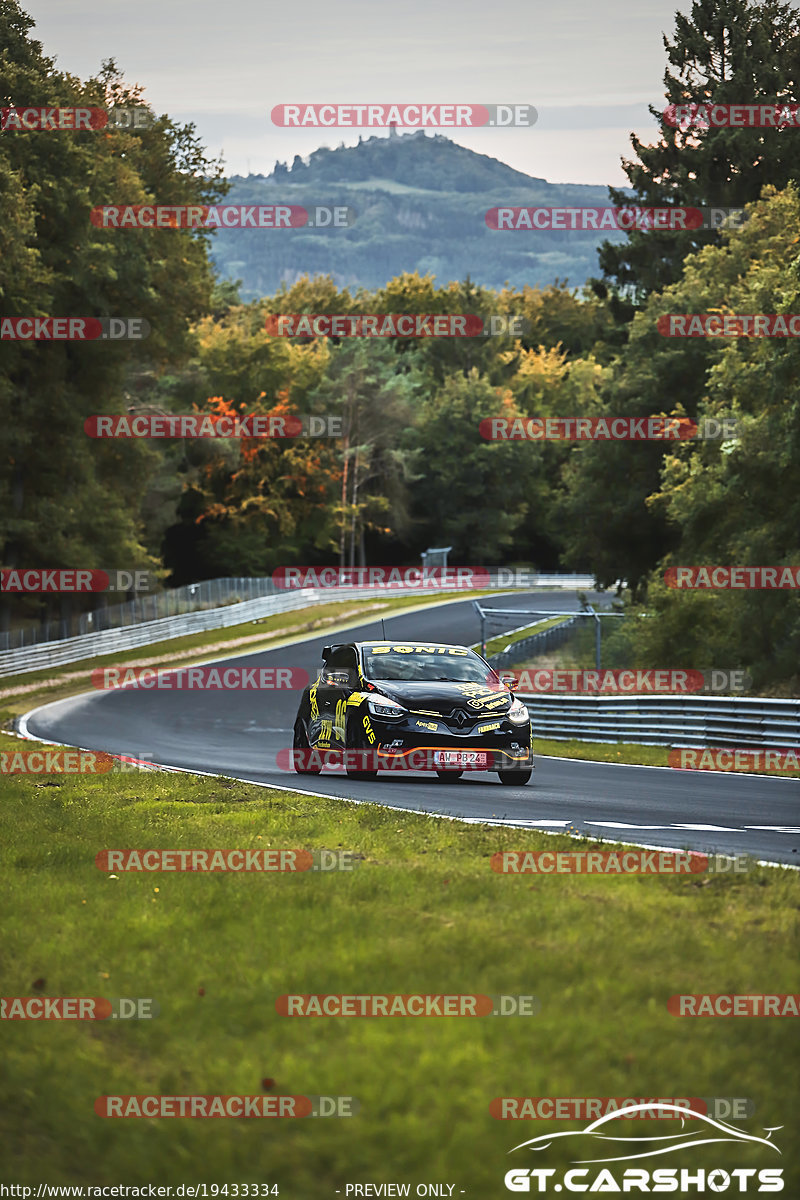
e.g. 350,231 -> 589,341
309,682 -> 319,720
363,715 -> 376,744
334,698 -> 347,738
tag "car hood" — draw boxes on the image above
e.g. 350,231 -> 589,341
367,679 -> 512,715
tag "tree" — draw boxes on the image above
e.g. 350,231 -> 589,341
599,0 -> 800,300
0,1 -> 226,624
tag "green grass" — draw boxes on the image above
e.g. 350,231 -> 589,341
2,731 -> 798,1191
536,738 -> 671,767
478,615 -> 569,657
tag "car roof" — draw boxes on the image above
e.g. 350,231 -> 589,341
322,640 -> 476,659
356,640 -> 469,650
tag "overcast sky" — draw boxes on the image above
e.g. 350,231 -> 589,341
24,0 -> 687,186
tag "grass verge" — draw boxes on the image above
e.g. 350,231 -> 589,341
1,730 -> 798,1191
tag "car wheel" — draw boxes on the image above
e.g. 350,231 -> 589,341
293,721 -> 321,775
345,713 -> 378,781
436,770 -> 463,782
498,768 -> 532,786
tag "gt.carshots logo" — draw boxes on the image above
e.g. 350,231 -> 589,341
503,1102 -> 784,1192
270,103 -> 537,127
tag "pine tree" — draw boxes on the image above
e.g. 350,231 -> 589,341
598,0 -> 800,300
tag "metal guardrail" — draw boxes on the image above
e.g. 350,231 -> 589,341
518,695 -> 800,748
0,576 -> 280,650
0,573 -> 599,678
487,616 -> 580,667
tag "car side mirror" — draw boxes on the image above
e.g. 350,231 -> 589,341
321,645 -> 332,662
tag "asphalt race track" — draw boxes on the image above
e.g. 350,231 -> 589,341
21,590 -> 799,866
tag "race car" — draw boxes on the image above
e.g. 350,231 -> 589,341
292,640 -> 533,784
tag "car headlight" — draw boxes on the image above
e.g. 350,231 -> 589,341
367,695 -> 407,719
508,697 -> 530,725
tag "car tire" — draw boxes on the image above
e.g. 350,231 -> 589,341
498,768 -> 532,786
345,713 -> 378,781
436,770 -> 463,782
293,721 -> 321,775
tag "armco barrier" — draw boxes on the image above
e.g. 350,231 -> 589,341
519,695 -> 800,749
488,616 -> 580,666
0,574 -> 598,677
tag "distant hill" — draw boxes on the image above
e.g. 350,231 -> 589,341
209,131 -> 629,299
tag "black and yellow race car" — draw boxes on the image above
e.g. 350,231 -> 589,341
292,640 -> 533,784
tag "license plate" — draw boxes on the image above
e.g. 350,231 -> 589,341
433,751 -> 489,768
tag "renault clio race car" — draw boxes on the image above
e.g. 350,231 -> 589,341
292,640 -> 533,784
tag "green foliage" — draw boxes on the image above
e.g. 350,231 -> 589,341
600,0 -> 800,298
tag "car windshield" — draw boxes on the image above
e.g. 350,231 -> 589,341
362,646 -> 500,684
